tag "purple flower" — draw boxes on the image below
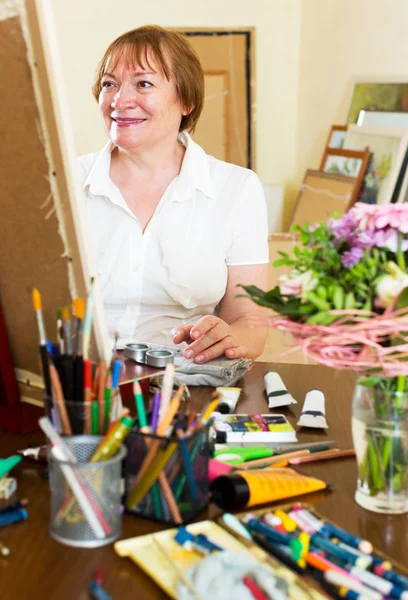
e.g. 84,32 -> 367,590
330,212 -> 359,246
341,247 -> 364,269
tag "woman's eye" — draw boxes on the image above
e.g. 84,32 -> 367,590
138,81 -> 153,89
101,81 -> 115,88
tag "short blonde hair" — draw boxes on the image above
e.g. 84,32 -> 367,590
92,25 -> 204,133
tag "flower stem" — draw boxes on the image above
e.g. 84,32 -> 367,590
397,232 -> 406,271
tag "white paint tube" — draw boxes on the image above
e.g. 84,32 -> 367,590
215,387 -> 241,414
264,371 -> 297,408
297,389 -> 328,429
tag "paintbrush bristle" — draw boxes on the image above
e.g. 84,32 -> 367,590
73,297 -> 85,319
32,288 -> 42,311
62,306 -> 70,322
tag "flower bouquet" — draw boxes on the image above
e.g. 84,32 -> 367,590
241,203 -> 408,513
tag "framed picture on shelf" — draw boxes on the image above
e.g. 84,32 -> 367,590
325,125 -> 348,149
320,148 -> 371,206
344,125 -> 408,204
345,77 -> 408,125
357,110 -> 408,129
290,170 -> 357,229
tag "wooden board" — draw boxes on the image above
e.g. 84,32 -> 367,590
178,29 -> 255,169
290,170 -> 357,229
0,0 -> 111,416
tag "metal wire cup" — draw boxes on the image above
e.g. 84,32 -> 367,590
48,436 -> 126,548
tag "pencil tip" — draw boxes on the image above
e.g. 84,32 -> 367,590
32,288 -> 41,311
133,379 -> 142,395
56,307 -> 62,320
62,306 -> 70,321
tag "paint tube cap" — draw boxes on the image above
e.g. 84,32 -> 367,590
210,473 -> 250,511
214,430 -> 227,444
119,416 -> 134,429
216,402 -> 231,414
0,456 -> 22,479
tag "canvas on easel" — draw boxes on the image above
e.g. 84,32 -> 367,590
0,0 -> 110,432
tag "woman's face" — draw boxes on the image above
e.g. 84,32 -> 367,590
99,50 -> 187,151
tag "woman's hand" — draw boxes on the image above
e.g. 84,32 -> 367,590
171,315 -> 248,364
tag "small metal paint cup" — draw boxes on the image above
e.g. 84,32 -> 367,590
123,343 -> 150,363
145,349 -> 174,368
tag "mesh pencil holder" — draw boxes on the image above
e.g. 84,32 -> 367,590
124,425 -> 211,525
48,436 -> 126,548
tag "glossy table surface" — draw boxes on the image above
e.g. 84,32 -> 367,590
0,361 -> 407,599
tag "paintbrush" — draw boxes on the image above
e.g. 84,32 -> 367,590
32,289 -> 52,411
82,277 -> 94,361
73,298 -> 85,414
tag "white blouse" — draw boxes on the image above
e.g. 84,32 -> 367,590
78,132 -> 269,348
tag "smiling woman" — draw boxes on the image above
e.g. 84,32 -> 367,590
79,25 -> 269,365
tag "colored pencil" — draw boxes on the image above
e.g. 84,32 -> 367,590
289,449 -> 355,465
49,364 -> 71,435
98,361 -> 107,434
158,363 -> 176,421
126,441 -> 178,509
236,450 -> 311,470
83,359 -> 92,434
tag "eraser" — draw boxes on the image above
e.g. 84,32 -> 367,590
297,390 -> 328,429
264,372 -> 297,408
0,478 -> 17,500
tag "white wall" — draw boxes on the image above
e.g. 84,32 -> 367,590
51,0 -> 408,230
295,0 -> 408,216
51,0 -> 302,195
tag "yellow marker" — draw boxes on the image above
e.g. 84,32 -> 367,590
297,531 -> 310,568
275,509 -> 297,532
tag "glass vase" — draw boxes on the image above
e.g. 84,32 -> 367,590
352,383 -> 408,514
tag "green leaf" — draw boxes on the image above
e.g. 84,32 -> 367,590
395,286 -> 408,310
358,376 -> 383,388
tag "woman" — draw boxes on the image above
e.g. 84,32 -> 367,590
79,25 -> 269,364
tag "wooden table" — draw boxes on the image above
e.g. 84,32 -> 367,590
0,362 -> 407,599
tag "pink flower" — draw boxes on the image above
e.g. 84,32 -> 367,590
279,270 -> 318,299
353,203 -> 408,234
352,203 -> 378,230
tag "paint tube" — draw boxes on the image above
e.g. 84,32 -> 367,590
297,389 -> 328,429
210,467 -> 327,510
264,372 -> 297,408
215,387 -> 241,414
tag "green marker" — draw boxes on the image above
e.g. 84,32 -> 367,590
133,379 -> 147,428
214,445 -> 274,465
0,456 -> 22,479
91,402 -> 99,435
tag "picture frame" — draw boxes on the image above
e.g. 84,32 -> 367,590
345,77 -> 408,125
325,125 -> 348,149
290,170 -> 357,229
344,125 -> 408,204
357,110 -> 408,129
319,148 -> 371,206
